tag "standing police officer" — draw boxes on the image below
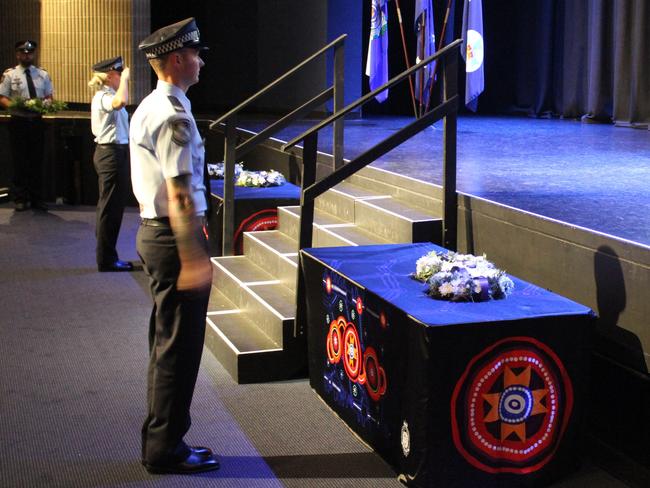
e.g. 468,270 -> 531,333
89,56 -> 134,272
0,40 -> 53,211
130,18 -> 218,474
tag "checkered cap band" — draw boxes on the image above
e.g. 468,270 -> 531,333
144,30 -> 200,59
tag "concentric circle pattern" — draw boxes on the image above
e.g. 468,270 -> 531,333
451,337 -> 574,474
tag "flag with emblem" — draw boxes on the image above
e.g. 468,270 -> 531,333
366,0 -> 389,102
414,0 -> 436,107
462,0 -> 484,111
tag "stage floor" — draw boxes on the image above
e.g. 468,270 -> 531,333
237,114 -> 650,247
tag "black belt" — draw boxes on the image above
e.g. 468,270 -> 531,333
97,142 -> 128,147
141,217 -> 170,227
141,215 -> 206,227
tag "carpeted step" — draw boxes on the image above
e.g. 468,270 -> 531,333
206,272 -> 298,384
315,181 -> 390,222
210,256 -> 292,346
204,303 -> 286,384
356,165 -> 444,200
277,205 -> 390,247
349,169 -> 443,213
207,166 -> 446,385
277,205 -> 347,241
242,231 -> 298,288
315,224 -> 390,247
355,197 -> 443,244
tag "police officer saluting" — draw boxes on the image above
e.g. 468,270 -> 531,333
130,18 -> 218,474
89,56 -> 133,272
0,40 -> 53,211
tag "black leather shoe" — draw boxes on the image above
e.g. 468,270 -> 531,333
98,260 -> 134,272
144,451 -> 220,475
14,201 -> 29,212
191,446 -> 213,457
141,446 -> 213,466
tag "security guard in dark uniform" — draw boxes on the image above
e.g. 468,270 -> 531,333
89,56 -> 134,272
0,40 -> 53,211
130,18 -> 218,474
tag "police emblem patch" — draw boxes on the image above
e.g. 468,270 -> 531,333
171,118 -> 191,146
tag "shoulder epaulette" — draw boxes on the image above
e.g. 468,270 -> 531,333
167,95 -> 185,113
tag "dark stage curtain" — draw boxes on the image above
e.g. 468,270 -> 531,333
486,0 -> 650,128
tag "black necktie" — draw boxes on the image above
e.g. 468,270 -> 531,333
24,68 -> 37,99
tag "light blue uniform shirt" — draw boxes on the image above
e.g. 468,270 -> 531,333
91,86 -> 129,144
129,80 -> 206,219
0,65 -> 53,99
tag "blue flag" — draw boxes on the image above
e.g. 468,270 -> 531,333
414,0 -> 436,107
462,0 -> 484,111
366,0 -> 389,102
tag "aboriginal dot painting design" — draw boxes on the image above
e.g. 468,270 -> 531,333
451,337 -> 574,474
321,270 -> 390,432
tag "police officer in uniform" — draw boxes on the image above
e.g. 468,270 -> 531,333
130,18 -> 218,474
89,56 -> 134,272
0,40 -> 53,211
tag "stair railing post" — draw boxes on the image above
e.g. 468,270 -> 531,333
442,49 -> 458,251
222,116 -> 237,256
333,41 -> 345,171
299,132 -> 318,250
295,131 -> 318,339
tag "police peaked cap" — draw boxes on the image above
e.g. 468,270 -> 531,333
15,40 -> 37,53
138,17 -> 207,59
92,56 -> 124,73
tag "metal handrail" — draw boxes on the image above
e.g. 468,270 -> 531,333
209,34 -> 347,129
226,86 -> 334,162
210,34 -> 346,256
292,40 -> 462,339
283,39 -> 462,151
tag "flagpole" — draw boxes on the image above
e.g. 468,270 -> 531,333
418,15 -> 426,117
425,0 -> 453,113
394,0 -> 418,118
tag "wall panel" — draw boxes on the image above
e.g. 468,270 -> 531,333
37,0 -> 150,104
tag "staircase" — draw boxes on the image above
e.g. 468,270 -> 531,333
204,165 -> 444,383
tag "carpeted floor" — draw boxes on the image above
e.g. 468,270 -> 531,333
0,204 -> 631,487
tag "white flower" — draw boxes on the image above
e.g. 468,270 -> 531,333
439,282 -> 455,296
235,172 -> 247,186
498,275 -> 515,295
414,253 -> 442,280
415,250 -> 513,301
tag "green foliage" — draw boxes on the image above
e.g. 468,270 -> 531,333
9,97 -> 68,114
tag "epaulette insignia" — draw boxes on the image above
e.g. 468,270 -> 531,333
167,95 -> 186,113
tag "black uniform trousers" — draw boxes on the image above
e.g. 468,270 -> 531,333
136,220 -> 210,465
9,113 -> 45,205
93,144 -> 130,266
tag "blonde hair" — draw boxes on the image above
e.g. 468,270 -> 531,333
88,72 -> 108,91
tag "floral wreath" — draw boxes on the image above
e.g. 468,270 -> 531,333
9,97 -> 67,115
207,162 -> 286,187
412,251 -> 514,302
